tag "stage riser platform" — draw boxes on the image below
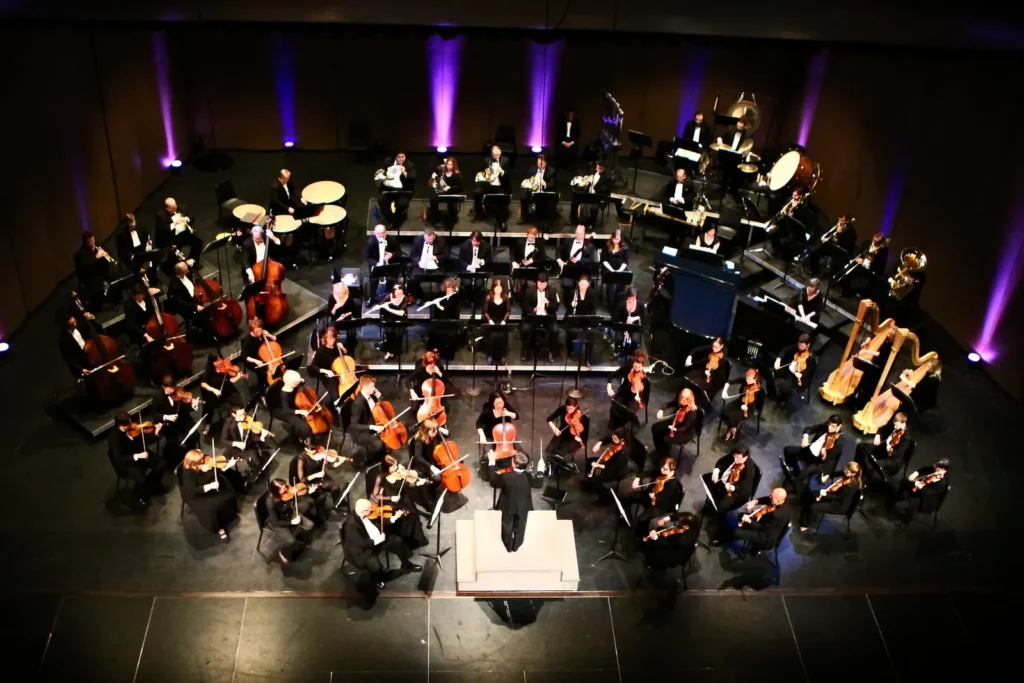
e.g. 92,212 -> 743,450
367,198 -> 621,236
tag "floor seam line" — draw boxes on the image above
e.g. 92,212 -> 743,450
132,596 -> 157,683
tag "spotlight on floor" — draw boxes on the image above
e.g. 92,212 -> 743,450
436,146 -> 448,154
967,352 -> 982,363
169,159 -> 183,168
531,145 -> 542,154
0,341 -> 9,354
284,140 -> 295,148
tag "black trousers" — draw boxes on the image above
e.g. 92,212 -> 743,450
272,409 -> 313,443
276,514 -> 315,561
349,431 -> 387,469
784,445 -> 833,490
379,194 -> 410,229
501,511 -> 529,552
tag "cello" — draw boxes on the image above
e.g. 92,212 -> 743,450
371,398 -> 410,451
433,434 -> 471,493
492,418 -> 517,474
245,218 -> 290,328
331,348 -> 360,399
257,333 -> 291,386
294,386 -> 334,436
140,272 -> 193,379
70,292 -> 135,404
192,269 -> 243,340
415,377 -> 448,427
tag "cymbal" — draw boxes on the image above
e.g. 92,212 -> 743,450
746,153 -> 761,162
709,142 -> 725,151
567,388 -> 584,399
738,163 -> 759,174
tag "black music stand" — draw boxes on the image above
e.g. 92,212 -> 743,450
201,233 -> 234,299
412,269 -> 447,302
369,263 -> 404,303
627,130 -> 653,194
522,313 -> 555,385
573,192 -> 609,229
436,194 -> 467,233
601,269 -> 634,309
889,383 -> 918,415
380,190 -> 414,236
560,314 -> 604,397
511,266 -> 541,308
532,191 -> 559,230
598,489 -> 631,563
483,193 -> 511,235
560,262 -> 592,291
606,321 -> 645,360
422,488 -> 451,570
679,374 -> 712,411
377,317 -> 416,382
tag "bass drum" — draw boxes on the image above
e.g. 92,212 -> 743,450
768,150 -> 820,192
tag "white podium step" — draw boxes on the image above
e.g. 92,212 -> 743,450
456,510 -> 579,592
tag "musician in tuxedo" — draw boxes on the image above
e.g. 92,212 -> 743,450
409,227 -> 449,300
342,497 -> 421,590
518,153 -> 558,224
569,160 -> 613,225
115,213 -> 155,273
782,415 -> 845,490
269,168 -> 308,217
457,231 -> 493,274
718,119 -> 752,153
487,449 -> 538,552
680,112 -> 711,152
513,227 -> 547,270
661,167 -> 695,210
472,145 -> 511,228
707,447 -> 757,516
892,459 -> 949,525
167,261 -> 213,341
612,287 -> 647,355
377,152 -> 416,228
521,273 -> 559,362
716,120 -> 753,195
555,109 -> 581,170
626,457 -> 683,534
856,412 -> 912,481
59,311 -> 100,384
108,411 -> 167,506
265,478 -> 315,565
74,232 -> 114,311
557,224 -> 596,295
155,374 -> 202,464
243,226 -> 282,284
640,510 -> 700,578
807,214 -> 857,275
729,487 -> 790,551
155,197 -> 203,260
839,232 -> 890,299
221,403 -> 271,466
366,224 -> 402,300
799,461 -> 863,531
347,375 -> 389,468
773,333 -> 817,402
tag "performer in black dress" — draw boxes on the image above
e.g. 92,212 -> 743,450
475,392 -> 519,444
427,277 -> 462,361
566,273 -> 598,367
198,352 -> 246,435
309,327 -> 347,410
265,478 -> 315,565
651,388 -> 699,459
721,367 -> 763,442
796,279 -> 824,324
626,457 -> 682,535
584,428 -> 633,502
428,156 -> 465,224
799,461 -> 862,530
240,317 -> 280,405
782,415 -> 845,490
606,350 -> 651,431
684,336 -> 729,398
774,333 -> 817,402
377,283 -> 408,362
612,286 -> 647,356
369,455 -> 430,550
545,397 -> 590,468
601,229 -> 630,309
483,278 -> 511,365
180,448 -> 239,541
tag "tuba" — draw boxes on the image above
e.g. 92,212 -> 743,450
888,248 -> 926,300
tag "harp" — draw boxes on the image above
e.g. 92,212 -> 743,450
819,300 -> 897,405
852,327 -> 940,434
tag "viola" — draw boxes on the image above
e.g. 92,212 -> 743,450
385,463 -> 420,485
725,462 -> 744,496
295,386 -> 334,435
793,350 -> 809,373
125,420 -> 158,439
246,223 -> 289,327
590,441 -> 623,477
366,501 -> 395,520
213,357 -> 244,378
140,273 -> 193,378
371,400 -> 409,451
193,274 -> 243,339
69,292 -> 135,404
416,377 -> 447,426
433,438 -> 470,493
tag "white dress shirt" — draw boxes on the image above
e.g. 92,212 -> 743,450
420,243 -> 436,270
731,132 -> 742,150
569,239 -> 584,259
377,239 -> 388,267
130,230 -> 141,248
361,516 -> 386,545
71,328 -> 86,350
536,290 -> 547,315
384,164 -> 404,189
566,121 -> 573,139
179,276 -> 194,298
673,183 -> 685,203
692,126 -> 701,143
590,172 -> 601,193
489,161 -> 502,186
809,433 -> 827,458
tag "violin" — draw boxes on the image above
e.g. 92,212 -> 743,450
69,292 -> 136,404
193,272 -> 243,339
168,387 -> 200,405
385,463 -> 420,485
213,357 -> 245,378
246,218 -> 290,328
741,503 -> 778,526
199,454 -> 238,471
725,462 -> 745,496
649,474 -> 668,505
627,367 -> 646,409
433,437 -> 470,493
140,272 -> 194,379
366,501 -> 395,520
670,405 -> 691,432
566,409 -> 585,441
416,377 -> 447,426
294,386 -> 334,435
125,420 -> 158,439
742,380 -> 760,407
643,523 -> 690,542
279,482 -> 310,501
240,415 -> 274,438
590,441 -> 623,477
371,399 -> 409,451
706,351 -> 723,377
914,470 -> 945,490
793,350 -> 809,374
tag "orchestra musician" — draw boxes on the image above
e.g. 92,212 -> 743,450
839,232 -> 889,299
513,226 -> 548,271
486,449 -> 538,552
768,188 -> 809,259
651,388 -> 699,459
518,153 -> 557,224
325,281 -> 359,353
680,112 -> 711,156
342,497 -> 422,590
627,457 -> 682,533
199,352 -> 248,435
122,284 -> 161,349
376,283 -> 408,362
265,478 -> 315,565
612,286 -> 646,356
167,261 -> 213,341
640,510 -> 700,578
661,167 -> 695,210
291,442 -> 346,524
155,374 -> 202,464
408,419 -> 444,505
520,272 -> 559,362
694,225 -> 721,253
377,152 -> 416,228
773,333 -> 817,402
266,369 -> 314,447
484,278 -> 511,366
601,229 -> 630,309
472,145 -> 510,228
240,318 -> 280,401
718,118 -> 752,153
410,227 -> 449,300
566,274 -> 597,367
427,277 -> 462,360
73,231 -> 115,310
155,197 -> 202,262
706,447 -> 757,523
243,225 -> 282,284
569,160 -> 612,224
407,350 -> 450,435
369,455 -> 429,549
796,279 -> 824,324
806,214 -> 857,275
108,411 -> 167,506
458,230 -> 493,273
348,375 -> 389,467
546,397 -> 590,466
180,448 -> 240,541
366,225 -> 401,301
269,169 -> 307,217
606,350 -> 651,431
221,402 -> 271,466
555,109 -> 580,170
310,327 -> 347,408
684,336 -> 729,397
855,412 -> 912,481
59,309 -> 100,383
783,415 -> 845,489
799,461 -> 863,531
585,428 -> 633,502
115,212 -> 155,273
721,367 -> 764,442
558,224 -> 596,297
427,156 -> 464,225
892,459 -> 950,525
729,487 -> 790,551
475,391 -> 519,445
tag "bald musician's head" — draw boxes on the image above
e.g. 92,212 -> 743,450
770,488 -> 788,505
374,224 -> 387,240
354,498 -> 372,518
282,369 -> 303,389
164,198 -> 177,213
174,261 -> 189,278
279,169 -> 291,184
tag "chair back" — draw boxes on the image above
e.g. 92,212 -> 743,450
775,522 -> 792,550
901,439 -> 917,477
693,407 -> 705,435
215,180 -> 238,205
846,491 -> 864,519
254,490 -> 271,531
287,454 -> 301,483
494,124 -> 517,149
750,459 -> 763,497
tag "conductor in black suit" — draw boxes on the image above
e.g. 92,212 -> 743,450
487,450 -> 538,552
556,109 -> 581,170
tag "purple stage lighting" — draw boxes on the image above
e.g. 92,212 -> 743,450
531,145 -> 542,154
0,342 -> 9,354
271,33 -> 297,148
677,47 -> 709,137
284,140 -> 295,149
152,31 -> 178,170
527,40 -> 562,150
879,150 -> 911,237
169,159 -> 183,168
975,196 -> 1024,362
436,146 -> 448,154
428,35 -> 464,150
797,50 -> 828,147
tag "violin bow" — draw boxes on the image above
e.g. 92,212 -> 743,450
242,405 -> 258,448
210,438 -> 220,491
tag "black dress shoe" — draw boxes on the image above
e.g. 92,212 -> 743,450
375,580 -> 386,590
403,562 -> 423,573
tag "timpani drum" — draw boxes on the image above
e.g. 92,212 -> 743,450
767,150 -> 820,192
309,205 -> 347,243
272,215 -> 302,247
301,181 -> 346,206
232,203 -> 266,225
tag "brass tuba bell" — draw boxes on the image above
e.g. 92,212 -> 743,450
888,248 -> 927,300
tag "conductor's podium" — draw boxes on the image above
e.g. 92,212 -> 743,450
456,510 -> 579,592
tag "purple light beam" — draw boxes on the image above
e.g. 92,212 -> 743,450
271,32 -> 297,146
428,35 -> 464,149
152,30 -> 177,167
677,47 -> 709,137
879,149 -> 911,237
976,196 -> 1024,361
527,39 -> 562,150
797,50 -> 828,147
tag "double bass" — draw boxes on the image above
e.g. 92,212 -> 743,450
70,292 -> 135,404
140,273 -> 193,378
245,218 -> 290,328
433,434 -> 471,493
192,270 -> 243,340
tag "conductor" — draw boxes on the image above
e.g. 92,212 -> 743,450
487,450 -> 538,552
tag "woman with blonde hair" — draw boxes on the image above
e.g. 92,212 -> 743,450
180,448 -> 240,541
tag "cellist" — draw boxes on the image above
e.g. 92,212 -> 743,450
310,327 -> 348,410
266,369 -> 314,447
241,318 -> 280,401
475,392 -> 519,445
347,375 -> 389,467
407,350 -> 450,435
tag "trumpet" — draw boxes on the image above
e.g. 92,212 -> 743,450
571,174 -> 593,188
96,247 -> 116,264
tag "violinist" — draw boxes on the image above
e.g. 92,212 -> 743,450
557,224 -> 595,295
566,274 -> 597,367
326,281 -> 359,352
291,442 -> 347,523
651,388 -> 699,459
348,375 -> 389,467
73,231 -> 115,310
244,225 -> 282,285
521,272 -> 559,362
167,261 -> 213,341
221,403 -> 271,466
611,286 -> 646,356
155,375 -> 201,463
799,461 -> 862,531
475,392 -> 519,445
773,333 -> 816,403
486,450 -> 538,552
115,213 -> 155,273
370,455 -> 429,549
585,428 -> 632,502
180,448 -> 240,541
706,447 -> 756,516
728,488 -> 790,551
606,350 -> 651,431
310,327 -> 347,409
627,457 -> 682,533
342,498 -> 421,591
640,510 -> 700,579
108,411 -> 167,506
241,318 -> 280,399
855,412 -> 912,481
721,367 -> 763,442
266,369 -> 314,446
265,478 -> 315,565
155,197 -> 203,262
199,353 -> 247,435
601,229 -> 630,310
783,415 -> 845,490
377,283 -> 408,362
483,278 -> 511,366
892,459 -> 949,525
546,397 -> 590,464
684,336 -> 729,396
